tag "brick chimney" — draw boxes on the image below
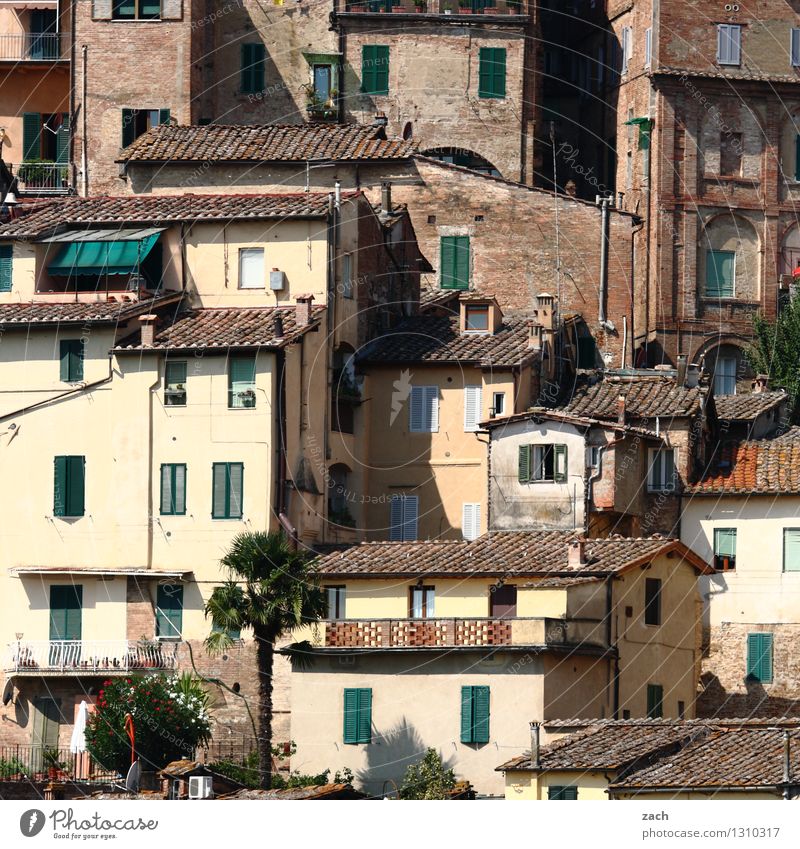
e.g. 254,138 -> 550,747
617,394 -> 626,425
381,181 -> 392,215
295,294 -> 314,328
564,180 -> 577,197
752,374 -> 769,393
527,320 -> 543,350
568,537 -> 586,568
138,314 -> 158,347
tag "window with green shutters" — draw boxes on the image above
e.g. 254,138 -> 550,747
56,114 -> 70,165
112,0 -> 160,19
460,685 -> 490,744
783,528 -> 800,572
54,455 -> 85,518
478,48 -> 506,99
548,785 -> 578,800
746,633 -> 773,683
646,683 -> 663,718
212,462 -> 244,519
343,688 -> 372,744
714,527 -> 737,570
0,245 -> 12,293
241,43 -> 266,94
361,45 -> 389,95
440,236 -> 470,290
706,250 -> 735,297
49,585 -> 82,641
59,339 -> 84,382
228,356 -> 256,408
23,112 -> 41,161
164,361 -> 187,406
156,584 -> 183,639
160,464 -> 186,515
517,444 -> 567,483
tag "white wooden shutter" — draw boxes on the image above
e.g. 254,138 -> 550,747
92,0 -> 113,19
161,0 -> 183,20
402,495 -> 419,540
425,386 -> 439,432
645,27 -> 652,67
409,386 -> 424,432
464,385 -> 482,432
389,495 -> 404,540
462,503 -> 481,541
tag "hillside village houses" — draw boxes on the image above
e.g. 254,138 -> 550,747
2,0 -> 800,802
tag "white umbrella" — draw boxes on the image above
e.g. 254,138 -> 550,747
70,700 -> 89,754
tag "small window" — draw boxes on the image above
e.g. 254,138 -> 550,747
714,528 -> 737,571
644,577 -> 661,626
720,132 -> 742,177
409,385 -> 439,432
460,686 -> 490,744
464,304 -> 489,332
548,786 -> 578,800
59,339 -> 84,383
462,502 -> 481,541
717,24 -> 741,66
410,585 -> 435,618
312,63 -> 333,103
620,26 -> 632,74
389,494 -> 418,541
440,236 -> 470,290
677,700 -> 685,719
706,250 -> 735,298
121,108 -> 169,148
644,27 -> 652,68
156,583 -> 183,640
463,385 -> 482,432
325,586 -> 346,619
518,444 -> 567,483
342,253 -> 353,299
229,356 -> 256,409
212,462 -> 244,519
746,633 -> 773,683
160,463 -> 186,516
783,528 -> 800,572
646,683 -> 663,718
792,28 -> 800,67
343,688 -> 372,744
361,45 -> 389,95
714,356 -> 737,395
647,448 -> 675,492
164,361 -> 187,406
588,445 -> 601,468
478,47 -> 506,99
0,245 -> 12,292
492,392 -> 505,417
112,0 -> 160,20
238,248 -> 264,289
54,455 -> 85,518
241,43 -> 266,94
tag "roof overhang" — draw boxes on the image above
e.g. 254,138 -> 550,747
9,567 -> 191,579
36,226 -> 166,244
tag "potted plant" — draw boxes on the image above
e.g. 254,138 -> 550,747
484,2 -> 499,12
43,748 -> 63,781
458,0 -> 473,12
348,2 -> 368,10
413,0 -> 426,9
442,0 -> 454,12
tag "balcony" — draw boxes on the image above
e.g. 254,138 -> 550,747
8,161 -> 70,195
0,32 -> 68,63
340,0 -> 525,16
5,640 -> 179,676
320,617 -> 607,650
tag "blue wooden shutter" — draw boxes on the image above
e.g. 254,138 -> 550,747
747,633 -> 773,682
0,245 -> 12,293
156,584 -> 183,638
23,113 -> 41,160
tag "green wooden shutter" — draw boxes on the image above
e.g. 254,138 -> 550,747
160,464 -> 186,515
549,785 -> 578,799
554,444 -> 568,483
229,356 -> 256,408
518,444 -> 531,483
0,245 -> 12,293
54,456 -> 67,516
141,0 -> 161,18
158,108 -> 170,126
646,683 -> 663,718
212,463 -> 227,518
228,462 -> 243,518
441,236 -> 470,290
375,45 -> 389,94
56,113 -> 70,164
241,44 -> 265,93
67,456 -> 85,517
362,45 -> 389,95
479,48 -> 506,99
343,688 -> 358,743
472,685 -> 490,743
121,109 -> 136,148
747,633 -> 773,682
23,113 -> 41,161
343,688 -> 371,744
784,529 -> 800,571
59,340 -> 83,382
49,585 -> 82,641
156,584 -> 183,638
357,688 -> 372,743
460,686 -> 473,743
706,250 -> 735,297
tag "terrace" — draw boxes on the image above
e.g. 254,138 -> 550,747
5,640 -> 178,676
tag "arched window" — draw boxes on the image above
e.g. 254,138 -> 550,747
699,214 -> 760,301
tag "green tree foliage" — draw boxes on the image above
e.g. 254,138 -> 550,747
747,297 -> 800,419
399,748 -> 457,800
84,673 -> 212,774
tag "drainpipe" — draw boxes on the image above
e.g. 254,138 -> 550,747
783,730 -> 791,800
275,346 -> 297,547
597,195 -> 610,326
81,45 -> 88,197
606,574 -> 619,719
68,0 -> 76,191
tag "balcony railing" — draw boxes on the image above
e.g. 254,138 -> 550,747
8,162 -> 70,195
342,1 -> 524,14
0,745 -> 116,782
321,617 -> 607,649
0,32 -> 68,62
5,640 -> 179,675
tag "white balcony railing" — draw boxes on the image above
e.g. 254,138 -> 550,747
8,162 -> 71,195
0,32 -> 68,62
5,640 -> 178,674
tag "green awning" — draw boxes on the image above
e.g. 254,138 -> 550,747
48,232 -> 159,276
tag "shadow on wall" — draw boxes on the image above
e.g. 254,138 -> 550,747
697,672 -> 800,718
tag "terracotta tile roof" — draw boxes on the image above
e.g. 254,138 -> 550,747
313,532 -> 709,578
418,287 -> 458,313
0,292 -> 182,327
688,437 -> 800,495
118,123 -> 415,163
656,65 -> 800,85
714,391 -> 787,422
558,374 -> 705,420
113,305 -> 326,353
0,193 -> 340,239
223,783 -> 366,800
357,314 -> 536,367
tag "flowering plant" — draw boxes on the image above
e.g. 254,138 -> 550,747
85,673 -> 212,774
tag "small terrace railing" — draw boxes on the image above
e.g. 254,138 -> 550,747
0,745 -> 116,783
342,0 -> 524,14
9,162 -> 70,195
0,32 -> 68,62
5,640 -> 179,675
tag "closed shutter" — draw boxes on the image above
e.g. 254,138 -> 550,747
0,245 -> 12,293
554,444 -> 568,483
784,528 -> 800,571
646,684 -> 663,718
241,44 -> 265,93
409,386 -> 437,432
56,113 -> 70,164
793,29 -> 800,66
389,495 -> 404,541
440,236 -> 471,290
518,444 -> 531,483
67,456 -> 85,517
460,686 -> 474,743
747,633 -> 773,683
161,465 -> 174,515
49,585 -> 82,641
343,688 -> 371,743
460,686 -> 490,743
158,109 -> 170,126
121,109 -> 136,148
156,584 -> 183,639
92,0 -> 113,18
645,27 -> 652,66
23,113 -> 41,161
161,464 -> 186,515
173,464 -> 186,514
160,0 -> 182,19
644,578 -> 661,626
707,250 -> 735,297
357,688 -> 372,743
464,385 -> 482,431
60,340 -> 83,382
228,462 -> 243,518
402,495 -> 418,540
462,503 -> 480,541
361,45 -> 389,94
478,48 -> 506,99
409,385 -> 423,432
549,785 -> 578,800
212,463 -> 227,518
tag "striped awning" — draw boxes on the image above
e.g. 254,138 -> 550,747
47,229 -> 161,276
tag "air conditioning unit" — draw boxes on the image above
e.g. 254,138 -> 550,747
188,775 -> 213,800
269,269 -> 286,291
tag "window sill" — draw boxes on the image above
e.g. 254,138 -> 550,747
212,516 -> 244,521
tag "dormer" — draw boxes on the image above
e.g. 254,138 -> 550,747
459,294 -> 503,335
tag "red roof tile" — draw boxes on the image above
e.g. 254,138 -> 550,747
714,391 -> 787,422
0,293 -> 182,327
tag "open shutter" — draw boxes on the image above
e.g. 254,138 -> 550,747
389,495 -> 403,541
56,113 -> 70,165
160,0 -> 183,19
160,465 -> 173,515
54,456 -> 67,516
518,444 -> 531,483
156,584 -> 183,638
67,456 -> 85,516
464,385 -> 482,431
174,464 -> 186,514
212,463 -> 227,518
554,444 -> 568,483
425,385 -> 439,432
158,109 -> 171,126
460,687 -> 474,743
0,245 -> 11,293
357,688 -> 372,743
343,689 -> 359,743
793,28 -> 800,66
228,463 -> 243,518
92,0 -> 113,18
784,529 -> 800,571
795,135 -> 800,182
472,685 -> 490,743
59,341 -> 71,382
664,449 -> 675,490
121,109 -> 136,148
409,386 -> 423,431
23,113 -> 41,161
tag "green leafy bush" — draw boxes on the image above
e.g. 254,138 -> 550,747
399,748 -> 456,799
0,757 -> 27,778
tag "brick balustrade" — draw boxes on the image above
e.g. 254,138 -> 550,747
325,618 -> 512,648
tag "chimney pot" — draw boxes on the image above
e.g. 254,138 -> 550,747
273,313 -> 285,338
617,394 -> 626,425
295,295 -> 314,328
138,314 -> 158,347
753,374 -> 769,394
676,354 -> 688,387
568,537 -> 586,568
529,721 -> 541,769
381,182 -> 392,214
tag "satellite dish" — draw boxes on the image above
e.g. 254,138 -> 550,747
2,679 -> 14,706
125,759 -> 141,793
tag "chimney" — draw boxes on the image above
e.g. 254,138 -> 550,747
381,182 -> 392,215
753,374 -> 769,394
527,320 -> 543,350
273,312 -> 285,339
564,180 -> 577,198
534,293 -> 555,331
138,314 -> 158,347
568,537 -> 586,568
685,364 -> 700,388
676,354 -> 687,387
529,721 -> 541,769
372,112 -> 388,130
295,294 -> 314,328
617,394 -> 626,425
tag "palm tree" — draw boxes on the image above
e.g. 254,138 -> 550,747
204,531 -> 326,789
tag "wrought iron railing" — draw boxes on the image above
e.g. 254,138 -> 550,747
0,32 -> 68,62
5,640 -> 178,674
9,162 -> 70,194
0,745 -> 114,782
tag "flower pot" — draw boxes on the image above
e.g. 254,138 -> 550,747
484,5 -> 498,12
